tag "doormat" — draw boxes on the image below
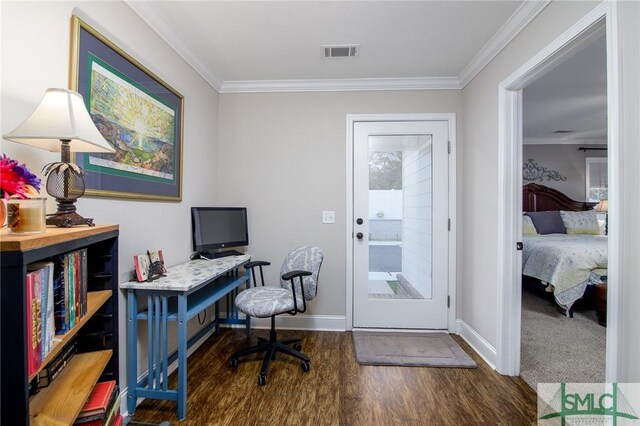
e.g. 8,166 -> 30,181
352,331 -> 477,368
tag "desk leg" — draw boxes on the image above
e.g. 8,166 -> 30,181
214,301 -> 220,334
127,290 -> 138,415
177,294 -> 187,420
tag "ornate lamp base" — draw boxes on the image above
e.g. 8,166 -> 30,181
47,211 -> 94,228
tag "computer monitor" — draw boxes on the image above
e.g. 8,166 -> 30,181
191,207 -> 248,257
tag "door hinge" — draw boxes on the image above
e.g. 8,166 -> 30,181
448,218 -> 451,231
448,141 -> 451,154
447,295 -> 450,308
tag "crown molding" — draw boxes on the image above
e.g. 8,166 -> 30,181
124,0 -> 223,91
220,77 -> 461,93
459,0 -> 551,88
127,1 -> 548,94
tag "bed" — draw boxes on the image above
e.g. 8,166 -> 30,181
522,183 -> 607,316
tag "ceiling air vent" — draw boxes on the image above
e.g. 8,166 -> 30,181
322,45 -> 360,58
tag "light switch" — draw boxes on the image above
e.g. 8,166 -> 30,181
322,211 -> 335,224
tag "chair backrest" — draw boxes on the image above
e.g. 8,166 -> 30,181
279,246 -> 323,301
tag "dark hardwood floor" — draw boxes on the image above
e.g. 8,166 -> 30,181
130,329 -> 537,425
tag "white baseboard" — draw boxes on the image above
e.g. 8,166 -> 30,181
223,314 -> 346,332
456,319 -> 497,369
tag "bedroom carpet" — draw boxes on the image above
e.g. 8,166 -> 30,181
520,287 -> 605,389
352,331 -> 477,368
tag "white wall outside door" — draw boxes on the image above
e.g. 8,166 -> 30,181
352,120 -> 449,329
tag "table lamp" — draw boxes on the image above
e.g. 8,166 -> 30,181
596,199 -> 608,235
3,88 -> 115,227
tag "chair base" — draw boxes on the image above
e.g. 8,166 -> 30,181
230,317 -> 311,386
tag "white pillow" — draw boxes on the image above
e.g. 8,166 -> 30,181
522,214 -> 537,235
559,210 -> 600,235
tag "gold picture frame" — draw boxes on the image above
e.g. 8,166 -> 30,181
69,16 -> 184,201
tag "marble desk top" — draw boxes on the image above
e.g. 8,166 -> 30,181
120,254 -> 251,292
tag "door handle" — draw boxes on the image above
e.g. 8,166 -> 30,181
356,218 -> 363,225
356,232 -> 364,240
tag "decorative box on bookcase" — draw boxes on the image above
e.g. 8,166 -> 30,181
0,225 -> 119,426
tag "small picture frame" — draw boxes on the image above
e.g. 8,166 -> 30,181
133,253 -> 150,282
148,250 -> 167,276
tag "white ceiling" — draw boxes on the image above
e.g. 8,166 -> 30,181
125,1 -> 546,92
523,35 -> 607,145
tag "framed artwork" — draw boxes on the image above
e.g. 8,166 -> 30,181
70,16 -> 183,201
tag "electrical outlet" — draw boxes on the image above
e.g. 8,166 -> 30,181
322,211 -> 335,224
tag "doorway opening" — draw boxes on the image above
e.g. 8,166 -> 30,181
496,2 -> 620,382
519,33 -> 608,388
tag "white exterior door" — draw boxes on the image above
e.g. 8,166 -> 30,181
353,121 -> 449,329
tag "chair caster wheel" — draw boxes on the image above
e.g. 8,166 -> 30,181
230,358 -> 238,368
301,361 -> 311,372
293,342 -> 302,351
258,375 -> 267,386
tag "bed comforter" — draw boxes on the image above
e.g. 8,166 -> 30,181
522,234 -> 607,312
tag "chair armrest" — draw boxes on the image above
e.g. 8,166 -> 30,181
281,270 -> 312,314
281,270 -> 312,281
245,261 -> 271,287
245,260 -> 271,269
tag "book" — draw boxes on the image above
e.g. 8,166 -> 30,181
76,380 -> 116,421
74,250 -> 81,324
29,262 -> 55,359
80,248 -> 88,316
53,255 -> 68,334
69,251 -> 75,327
53,250 -> 88,334
44,263 -> 55,357
25,269 -> 43,377
34,335 -> 77,392
112,413 -> 123,426
76,384 -> 120,426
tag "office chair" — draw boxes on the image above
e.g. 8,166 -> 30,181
230,246 -> 323,385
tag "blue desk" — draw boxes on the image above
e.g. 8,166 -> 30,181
121,255 -> 251,419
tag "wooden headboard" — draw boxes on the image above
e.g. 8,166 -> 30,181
523,183 -> 597,212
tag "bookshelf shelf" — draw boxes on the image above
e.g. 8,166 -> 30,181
1,225 -> 119,426
29,290 -> 112,381
29,350 -> 112,426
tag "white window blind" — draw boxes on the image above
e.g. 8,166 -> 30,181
586,157 -> 608,202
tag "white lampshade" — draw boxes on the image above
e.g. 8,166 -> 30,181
596,199 -> 608,213
3,88 -> 115,153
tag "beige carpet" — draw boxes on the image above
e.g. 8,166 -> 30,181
520,287 -> 606,389
352,331 -> 477,368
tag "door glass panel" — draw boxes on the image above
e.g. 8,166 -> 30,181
368,135 -> 432,299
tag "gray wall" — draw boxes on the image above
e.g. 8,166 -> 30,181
1,1 -> 220,390
523,144 -> 607,201
217,90 -> 463,317
462,0 -> 640,381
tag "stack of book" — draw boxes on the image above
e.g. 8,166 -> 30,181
29,336 -> 78,395
74,380 -> 121,426
25,248 -> 88,377
54,248 -> 88,334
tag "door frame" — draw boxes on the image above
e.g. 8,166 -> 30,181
345,113 -> 457,332
496,1 -> 620,381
